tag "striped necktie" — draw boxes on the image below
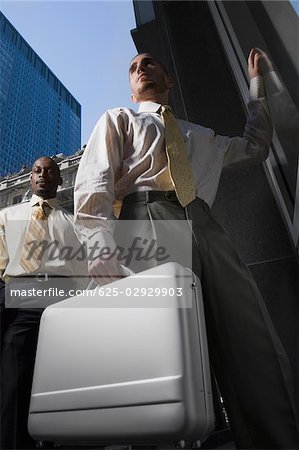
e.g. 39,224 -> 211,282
160,105 -> 196,207
20,201 -> 49,273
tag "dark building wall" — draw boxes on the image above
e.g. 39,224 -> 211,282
132,0 -> 299,406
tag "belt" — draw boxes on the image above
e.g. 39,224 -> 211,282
123,190 -> 180,205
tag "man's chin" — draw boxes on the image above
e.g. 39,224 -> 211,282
137,83 -> 158,101
35,187 -> 49,198
139,81 -> 155,93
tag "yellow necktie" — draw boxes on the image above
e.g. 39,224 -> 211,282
161,105 -> 196,207
20,201 -> 49,273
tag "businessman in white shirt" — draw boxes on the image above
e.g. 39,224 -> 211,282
1,157 -> 88,449
74,50 -> 299,449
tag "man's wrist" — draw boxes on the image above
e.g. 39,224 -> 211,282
249,75 -> 265,100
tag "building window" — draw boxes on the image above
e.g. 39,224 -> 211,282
208,0 -> 299,251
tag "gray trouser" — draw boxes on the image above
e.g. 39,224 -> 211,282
115,191 -> 299,450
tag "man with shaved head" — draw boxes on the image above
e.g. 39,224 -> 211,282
74,51 -> 299,448
0,157 -> 88,448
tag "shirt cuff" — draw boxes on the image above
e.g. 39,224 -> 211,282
264,70 -> 284,95
249,76 -> 265,100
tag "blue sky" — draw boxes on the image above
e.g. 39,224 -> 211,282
1,0 -> 138,146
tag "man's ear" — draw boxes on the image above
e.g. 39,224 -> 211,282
131,93 -> 138,104
58,177 -> 63,186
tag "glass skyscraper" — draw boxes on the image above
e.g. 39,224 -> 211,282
0,12 -> 81,176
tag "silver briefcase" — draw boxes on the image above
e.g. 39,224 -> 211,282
28,262 -> 215,448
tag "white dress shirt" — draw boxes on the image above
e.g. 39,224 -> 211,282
74,76 -> 272,259
0,194 -> 89,285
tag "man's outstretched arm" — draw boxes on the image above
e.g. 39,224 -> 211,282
220,48 -> 273,168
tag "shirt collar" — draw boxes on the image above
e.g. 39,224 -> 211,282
138,101 -> 162,114
138,101 -> 176,117
30,194 -> 59,209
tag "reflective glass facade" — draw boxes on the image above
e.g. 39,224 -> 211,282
0,12 -> 81,176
